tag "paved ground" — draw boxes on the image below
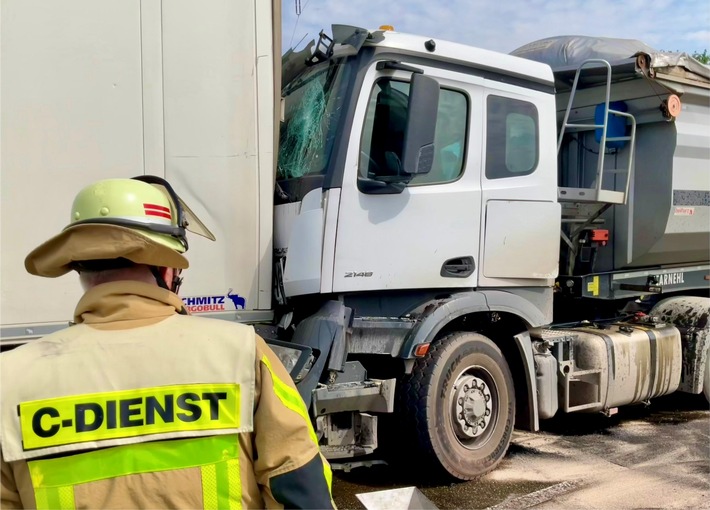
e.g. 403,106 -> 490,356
332,394 -> 710,509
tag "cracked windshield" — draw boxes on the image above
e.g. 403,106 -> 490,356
277,63 -> 346,180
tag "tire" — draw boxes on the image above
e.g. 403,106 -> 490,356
397,332 -> 515,481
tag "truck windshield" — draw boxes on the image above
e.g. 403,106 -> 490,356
277,61 -> 347,180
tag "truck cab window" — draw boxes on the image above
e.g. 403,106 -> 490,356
278,62 -> 348,180
485,95 -> 539,179
360,78 -> 468,185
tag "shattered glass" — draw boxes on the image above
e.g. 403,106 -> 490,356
278,62 -> 346,180
278,79 -> 327,179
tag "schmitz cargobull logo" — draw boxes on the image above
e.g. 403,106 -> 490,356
182,289 -> 246,313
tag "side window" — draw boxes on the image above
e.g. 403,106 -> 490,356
360,80 -> 410,180
485,95 -> 538,179
359,78 -> 468,185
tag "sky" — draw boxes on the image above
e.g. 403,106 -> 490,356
282,0 -> 710,56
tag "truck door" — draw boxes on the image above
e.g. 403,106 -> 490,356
331,65 -> 484,293
477,84 -> 560,287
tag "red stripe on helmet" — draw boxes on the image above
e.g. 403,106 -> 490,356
145,210 -> 172,219
144,203 -> 171,213
144,203 -> 172,220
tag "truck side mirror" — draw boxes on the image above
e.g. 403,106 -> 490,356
401,74 -> 439,175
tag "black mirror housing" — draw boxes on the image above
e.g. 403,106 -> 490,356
401,74 -> 440,175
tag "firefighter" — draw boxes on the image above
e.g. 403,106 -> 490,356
0,176 -> 335,509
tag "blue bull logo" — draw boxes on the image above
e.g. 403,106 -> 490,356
227,289 -> 246,310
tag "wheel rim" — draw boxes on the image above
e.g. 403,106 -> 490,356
449,365 -> 498,449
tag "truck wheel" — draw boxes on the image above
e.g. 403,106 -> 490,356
398,332 -> 515,480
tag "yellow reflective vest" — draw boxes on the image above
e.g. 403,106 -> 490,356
0,282 -> 333,509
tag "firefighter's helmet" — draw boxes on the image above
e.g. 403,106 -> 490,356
25,176 -> 215,277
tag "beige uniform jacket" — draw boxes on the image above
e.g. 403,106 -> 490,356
0,282 -> 333,509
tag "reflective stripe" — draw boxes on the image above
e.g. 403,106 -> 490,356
29,435 -> 242,510
200,458 -> 241,510
19,383 -> 241,450
323,454 -> 333,492
58,486 -> 75,509
226,459 -> 241,509
260,355 -> 318,445
261,354 -> 332,494
34,486 -> 75,510
34,487 -> 49,510
202,464 -> 219,509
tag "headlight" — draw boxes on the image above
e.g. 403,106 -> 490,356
265,339 -> 314,382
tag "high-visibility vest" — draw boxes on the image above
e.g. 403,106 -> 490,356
1,314 -> 256,509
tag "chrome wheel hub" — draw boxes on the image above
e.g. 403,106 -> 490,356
451,374 -> 492,439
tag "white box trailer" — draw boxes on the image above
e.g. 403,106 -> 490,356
1,0 -> 279,343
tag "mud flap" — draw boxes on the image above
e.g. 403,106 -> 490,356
514,331 -> 539,431
291,301 -> 352,407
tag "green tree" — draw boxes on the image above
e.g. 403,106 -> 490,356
692,50 -> 709,64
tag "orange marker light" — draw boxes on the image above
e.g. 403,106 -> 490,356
414,343 -> 430,357
379,25 -> 395,31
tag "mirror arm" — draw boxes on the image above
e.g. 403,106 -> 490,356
376,61 -> 424,74
357,176 -> 406,195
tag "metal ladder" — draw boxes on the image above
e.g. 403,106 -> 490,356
557,59 -> 637,206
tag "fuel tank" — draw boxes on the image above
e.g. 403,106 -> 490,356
570,323 -> 682,411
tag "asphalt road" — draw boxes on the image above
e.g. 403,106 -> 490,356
332,394 -> 710,509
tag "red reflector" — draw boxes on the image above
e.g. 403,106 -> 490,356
414,344 -> 430,357
591,229 -> 609,241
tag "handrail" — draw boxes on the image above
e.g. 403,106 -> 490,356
557,59 -> 636,205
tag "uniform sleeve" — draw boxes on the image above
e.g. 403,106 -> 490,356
252,335 -> 335,509
1,452 -> 22,509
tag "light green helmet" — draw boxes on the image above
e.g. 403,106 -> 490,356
24,175 -> 215,278
70,177 -> 188,253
